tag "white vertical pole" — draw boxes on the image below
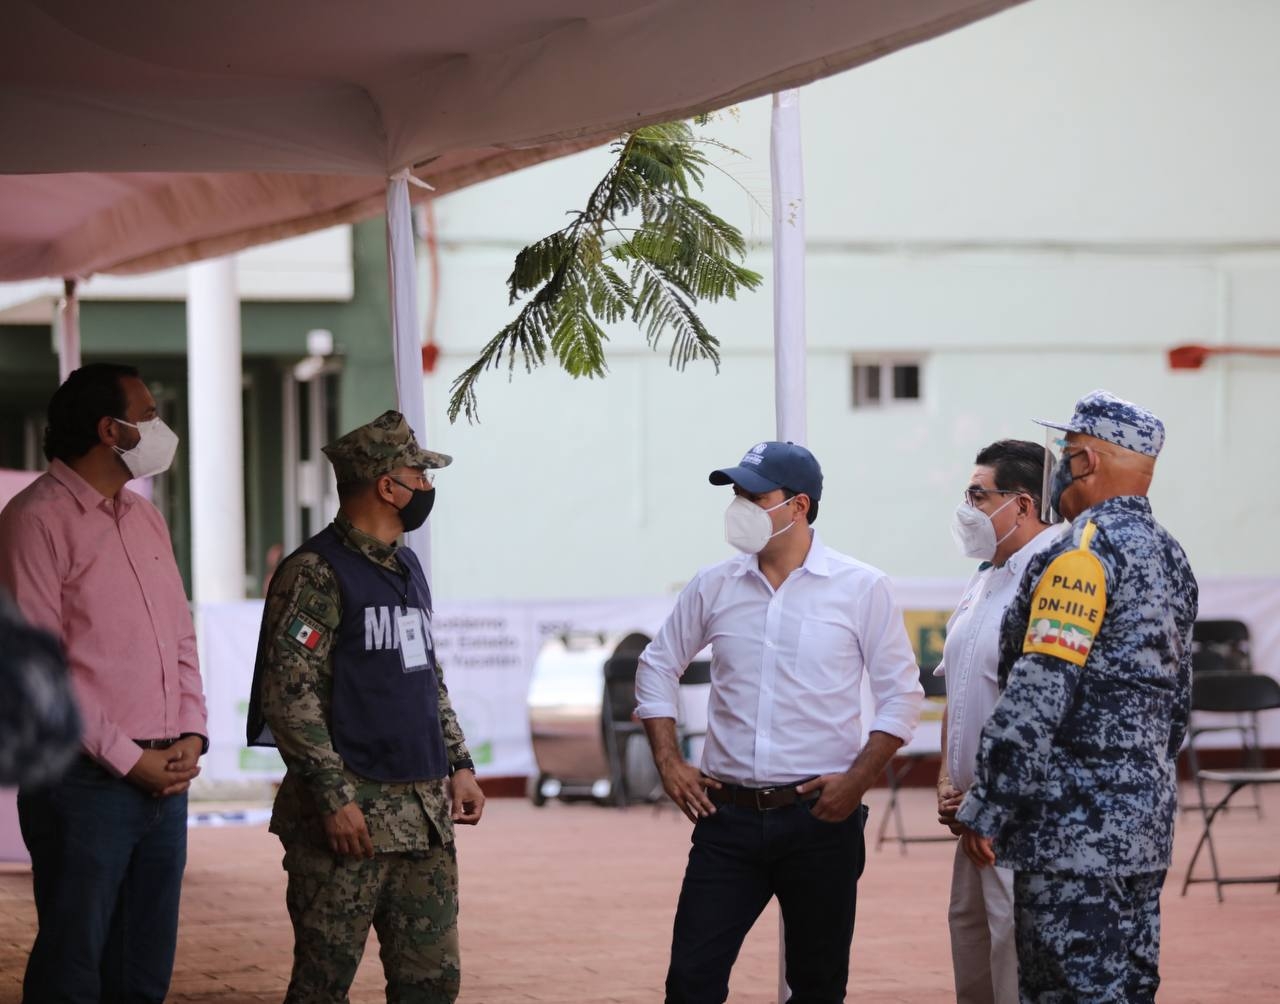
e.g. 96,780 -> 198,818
187,257 -> 246,605
772,89 -> 808,449
56,278 -> 81,383
385,176 -> 431,568
770,86 -> 807,1004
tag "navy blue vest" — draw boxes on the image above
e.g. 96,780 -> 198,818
247,523 -> 449,784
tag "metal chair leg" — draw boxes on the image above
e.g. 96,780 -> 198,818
1181,782 -> 1242,903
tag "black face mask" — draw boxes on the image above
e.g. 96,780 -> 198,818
390,478 -> 435,532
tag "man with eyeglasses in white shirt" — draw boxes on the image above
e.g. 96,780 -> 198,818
937,439 -> 1061,1004
636,440 -> 924,1004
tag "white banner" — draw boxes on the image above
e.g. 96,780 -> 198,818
192,577 -> 1280,784
197,595 -> 675,782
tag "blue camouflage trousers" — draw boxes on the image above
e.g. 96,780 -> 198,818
282,841 -> 460,1004
1013,869 -> 1165,1003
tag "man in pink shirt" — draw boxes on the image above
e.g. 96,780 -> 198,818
0,363 -> 208,1004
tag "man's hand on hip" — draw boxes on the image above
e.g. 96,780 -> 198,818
323,802 -> 375,859
796,771 -> 866,823
126,747 -> 199,798
450,769 -> 486,825
658,758 -> 720,823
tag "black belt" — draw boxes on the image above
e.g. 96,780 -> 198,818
134,737 -> 182,750
708,779 -> 820,812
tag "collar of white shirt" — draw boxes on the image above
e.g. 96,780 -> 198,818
728,527 -> 830,580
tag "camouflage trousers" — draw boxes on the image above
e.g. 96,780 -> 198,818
282,841 -> 460,1004
1013,869 -> 1165,1004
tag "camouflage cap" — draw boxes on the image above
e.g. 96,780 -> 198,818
322,410 -> 452,484
1034,389 -> 1165,458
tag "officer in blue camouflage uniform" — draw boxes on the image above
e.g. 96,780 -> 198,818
246,410 -> 484,1004
956,390 -> 1197,1003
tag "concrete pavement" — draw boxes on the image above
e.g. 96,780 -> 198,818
1,786 -> 1276,1003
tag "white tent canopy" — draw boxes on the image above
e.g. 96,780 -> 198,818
1,0 -> 1020,281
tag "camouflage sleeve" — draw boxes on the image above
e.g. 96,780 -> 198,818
1167,573 -> 1198,758
436,660 -> 473,768
259,552 -> 356,814
958,537 -> 1112,838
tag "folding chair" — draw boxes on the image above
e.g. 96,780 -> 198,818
1180,671 -> 1280,901
875,665 -> 952,854
601,633 -> 654,807
1193,619 -> 1252,674
1182,647 -> 1264,817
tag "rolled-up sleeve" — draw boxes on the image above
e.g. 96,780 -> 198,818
862,577 -> 924,743
635,575 -> 708,720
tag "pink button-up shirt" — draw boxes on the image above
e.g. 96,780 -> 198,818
0,459 -> 207,776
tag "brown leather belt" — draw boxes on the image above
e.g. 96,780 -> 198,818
134,737 -> 182,750
708,780 -> 819,812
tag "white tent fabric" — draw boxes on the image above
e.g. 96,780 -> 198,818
0,0 -> 1021,281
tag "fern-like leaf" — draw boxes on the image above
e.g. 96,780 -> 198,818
448,119 -> 760,423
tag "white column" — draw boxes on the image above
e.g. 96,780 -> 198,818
386,175 -> 431,569
56,278 -> 81,383
186,257 -> 246,604
771,89 -> 808,446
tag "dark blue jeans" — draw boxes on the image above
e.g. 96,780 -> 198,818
666,800 -> 868,1004
17,756 -> 188,1004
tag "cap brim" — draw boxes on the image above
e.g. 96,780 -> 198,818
406,446 -> 452,470
709,465 -> 780,494
1032,418 -> 1076,434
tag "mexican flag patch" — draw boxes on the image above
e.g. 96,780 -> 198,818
288,617 -> 323,651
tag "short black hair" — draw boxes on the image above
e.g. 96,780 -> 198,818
43,363 -> 140,463
974,439 -> 1049,506
336,477 -> 378,503
782,488 -> 819,525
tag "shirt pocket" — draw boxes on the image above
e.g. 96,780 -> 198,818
795,618 -> 858,689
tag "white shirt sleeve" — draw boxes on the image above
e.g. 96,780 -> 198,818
635,573 -> 709,720
861,575 -> 925,743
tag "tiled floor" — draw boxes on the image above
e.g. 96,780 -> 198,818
1,786 -> 1276,1003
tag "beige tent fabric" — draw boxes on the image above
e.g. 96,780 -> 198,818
0,0 -> 1022,280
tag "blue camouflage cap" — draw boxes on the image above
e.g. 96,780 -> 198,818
709,441 -> 823,500
1034,389 -> 1165,458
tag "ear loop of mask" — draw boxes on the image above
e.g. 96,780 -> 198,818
990,493 -> 1024,549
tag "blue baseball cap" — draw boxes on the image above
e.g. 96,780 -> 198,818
709,441 -> 823,500
1034,389 -> 1165,458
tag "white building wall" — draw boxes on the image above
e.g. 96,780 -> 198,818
422,0 -> 1280,600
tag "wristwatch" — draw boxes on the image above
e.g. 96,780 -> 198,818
449,757 -> 475,775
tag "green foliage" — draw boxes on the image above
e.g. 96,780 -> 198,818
447,121 -> 762,423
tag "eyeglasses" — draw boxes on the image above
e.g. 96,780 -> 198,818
962,487 -> 1021,507
391,471 -> 435,491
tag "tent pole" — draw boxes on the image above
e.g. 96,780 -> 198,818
772,89 -> 808,448
56,278 -> 81,383
386,175 -> 431,569
770,85 -> 807,1004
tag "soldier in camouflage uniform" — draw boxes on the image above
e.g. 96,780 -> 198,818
956,390 -> 1197,1003
246,410 -> 484,1004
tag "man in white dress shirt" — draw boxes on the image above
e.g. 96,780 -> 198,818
636,441 -> 924,1004
936,440 -> 1061,1004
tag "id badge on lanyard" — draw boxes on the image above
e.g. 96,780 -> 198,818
396,609 -> 432,673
